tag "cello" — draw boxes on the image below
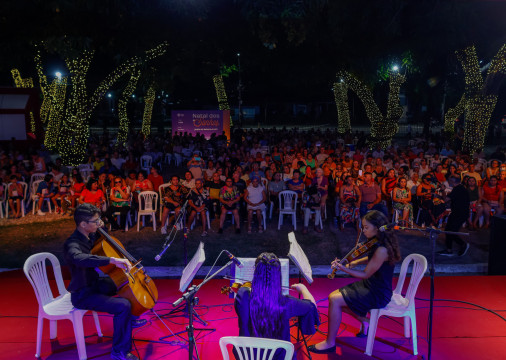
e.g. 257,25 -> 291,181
92,227 -> 158,316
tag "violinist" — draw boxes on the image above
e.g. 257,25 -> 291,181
234,252 -> 319,359
63,204 -> 145,360
309,210 -> 401,354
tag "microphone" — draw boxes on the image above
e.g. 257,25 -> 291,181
154,238 -> 172,261
224,250 -> 243,268
379,222 -> 398,232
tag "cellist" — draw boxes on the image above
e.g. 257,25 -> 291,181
63,204 -> 146,360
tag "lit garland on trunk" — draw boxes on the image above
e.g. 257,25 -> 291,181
213,74 -> 230,110
444,45 -> 506,154
141,85 -> 156,137
337,70 -> 405,149
117,69 -> 141,146
34,42 -> 168,165
333,81 -> 351,134
11,69 -> 34,88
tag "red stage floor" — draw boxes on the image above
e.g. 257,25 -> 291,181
1,270 -> 505,360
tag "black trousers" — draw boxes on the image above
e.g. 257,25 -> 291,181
105,205 -> 131,229
445,213 -> 467,250
71,278 -> 132,354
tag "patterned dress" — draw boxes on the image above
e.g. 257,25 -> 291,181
340,186 -> 360,224
393,187 -> 413,223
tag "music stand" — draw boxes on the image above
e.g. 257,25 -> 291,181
287,232 -> 316,360
229,257 -> 290,296
161,242 -> 215,342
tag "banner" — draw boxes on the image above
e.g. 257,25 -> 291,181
171,110 -> 230,140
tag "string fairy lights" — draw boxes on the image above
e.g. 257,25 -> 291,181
117,70 -> 141,146
11,69 -> 34,88
44,76 -> 68,149
333,81 -> 351,134
33,42 -> 168,165
213,74 -> 230,110
444,95 -> 466,133
337,70 -> 405,149
141,85 -> 156,137
448,44 -> 506,155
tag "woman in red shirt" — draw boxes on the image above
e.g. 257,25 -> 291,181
148,166 -> 164,193
79,179 -> 106,209
70,174 -> 86,208
476,176 -> 504,229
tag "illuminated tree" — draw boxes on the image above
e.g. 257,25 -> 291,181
337,70 -> 405,149
35,42 -> 168,165
443,45 -> 506,154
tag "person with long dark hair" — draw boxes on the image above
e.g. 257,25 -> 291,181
309,210 -> 401,354
234,252 -> 319,358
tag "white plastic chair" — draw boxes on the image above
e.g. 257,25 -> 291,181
365,254 -> 428,356
137,191 -> 158,231
140,155 -> 153,174
302,191 -> 323,230
219,336 -> 294,360
23,253 -> 102,360
6,181 -> 28,218
31,179 -> 52,214
278,190 -> 298,230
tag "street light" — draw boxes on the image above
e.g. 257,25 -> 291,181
55,71 -> 62,80
107,93 -> 112,98
237,52 -> 242,128
392,65 -> 399,72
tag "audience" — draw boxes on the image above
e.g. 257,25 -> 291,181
2,127 -> 506,261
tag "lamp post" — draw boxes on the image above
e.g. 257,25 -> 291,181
237,52 -> 242,128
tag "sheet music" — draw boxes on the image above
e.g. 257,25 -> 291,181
287,232 -> 313,284
233,258 -> 290,295
179,242 -> 205,293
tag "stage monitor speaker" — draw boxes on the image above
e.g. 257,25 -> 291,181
489,214 -> 506,275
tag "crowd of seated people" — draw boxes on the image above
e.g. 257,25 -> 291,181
1,128 -> 505,246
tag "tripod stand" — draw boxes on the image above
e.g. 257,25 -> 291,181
172,260 -> 234,360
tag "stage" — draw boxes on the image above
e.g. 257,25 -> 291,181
2,270 -> 505,360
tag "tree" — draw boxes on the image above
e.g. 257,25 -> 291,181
443,45 -> 506,154
35,41 -> 168,164
337,70 -> 405,149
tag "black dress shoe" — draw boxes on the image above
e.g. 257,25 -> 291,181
111,351 -> 139,360
308,344 -> 336,354
131,318 -> 147,328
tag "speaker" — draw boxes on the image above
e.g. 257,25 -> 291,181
489,214 -> 506,275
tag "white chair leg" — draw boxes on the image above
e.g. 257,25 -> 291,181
292,213 -> 297,230
262,209 -> 267,230
92,311 -> 103,337
410,313 -> 418,355
49,319 -> 57,339
365,310 -> 380,356
35,315 -> 43,358
404,315 -> 411,338
137,214 -> 141,231
278,213 -> 282,230
72,312 -> 87,360
153,214 -> 157,231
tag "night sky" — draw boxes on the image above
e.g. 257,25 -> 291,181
1,0 -> 505,121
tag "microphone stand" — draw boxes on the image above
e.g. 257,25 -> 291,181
393,225 -> 468,360
172,260 -> 234,360
155,189 -> 192,265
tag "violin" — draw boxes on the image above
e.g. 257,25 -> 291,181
327,230 -> 378,279
220,279 -> 295,295
92,227 -> 158,316
221,281 -> 252,295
